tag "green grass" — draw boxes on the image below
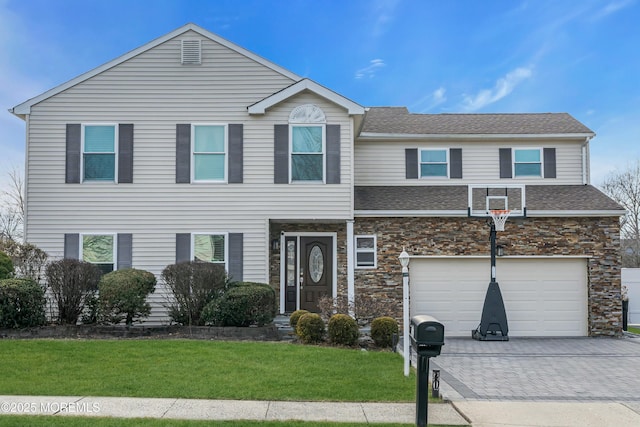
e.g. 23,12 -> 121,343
0,340 -> 415,402
0,416 -> 463,427
627,326 -> 640,334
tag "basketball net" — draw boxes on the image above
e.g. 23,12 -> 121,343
489,209 -> 511,231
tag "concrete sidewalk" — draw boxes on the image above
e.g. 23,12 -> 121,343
0,395 -> 468,424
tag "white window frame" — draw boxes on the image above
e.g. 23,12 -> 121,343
191,124 -> 228,183
512,148 -> 543,178
191,232 -> 229,272
289,124 -> 326,183
419,148 -> 449,179
355,235 -> 377,269
79,233 -> 117,273
81,124 -> 118,183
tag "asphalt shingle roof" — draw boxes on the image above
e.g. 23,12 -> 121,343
354,185 -> 623,213
360,108 -> 595,135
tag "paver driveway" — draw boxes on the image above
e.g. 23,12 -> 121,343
431,335 -> 640,402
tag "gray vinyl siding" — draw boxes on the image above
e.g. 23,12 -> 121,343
24,32 -> 353,324
355,139 -> 585,185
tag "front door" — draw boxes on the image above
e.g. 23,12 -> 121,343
299,236 -> 333,312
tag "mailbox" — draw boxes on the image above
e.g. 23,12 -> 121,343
410,315 -> 445,357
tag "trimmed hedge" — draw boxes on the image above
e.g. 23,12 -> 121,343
202,282 -> 276,327
327,313 -> 359,346
370,316 -> 399,348
98,268 -> 156,325
0,278 -> 46,328
296,312 -> 325,344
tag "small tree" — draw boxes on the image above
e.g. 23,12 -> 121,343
0,167 -> 25,242
46,259 -> 102,324
98,268 -> 156,325
601,161 -> 640,267
162,261 -> 229,326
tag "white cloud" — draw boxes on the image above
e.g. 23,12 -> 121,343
370,0 -> 401,38
410,87 -> 447,112
355,59 -> 386,79
461,67 -> 533,111
591,0 -> 636,20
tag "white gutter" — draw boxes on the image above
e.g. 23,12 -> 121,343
354,209 -> 625,217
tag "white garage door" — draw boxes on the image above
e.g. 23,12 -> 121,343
409,258 -> 588,337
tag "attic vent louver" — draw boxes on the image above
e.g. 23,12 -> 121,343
181,39 -> 201,65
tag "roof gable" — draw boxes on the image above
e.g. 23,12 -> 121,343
10,23 -> 302,117
248,79 -> 364,116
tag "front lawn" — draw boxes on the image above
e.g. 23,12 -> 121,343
0,340 -> 415,402
627,326 -> 640,334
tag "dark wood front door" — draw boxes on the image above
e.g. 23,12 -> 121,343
299,236 -> 333,312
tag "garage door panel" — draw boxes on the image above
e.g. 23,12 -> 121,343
410,258 -> 587,337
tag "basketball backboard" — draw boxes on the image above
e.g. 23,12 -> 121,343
468,184 -> 526,217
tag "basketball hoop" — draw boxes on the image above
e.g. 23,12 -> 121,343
489,209 -> 511,231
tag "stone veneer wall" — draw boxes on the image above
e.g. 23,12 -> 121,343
354,216 -> 621,337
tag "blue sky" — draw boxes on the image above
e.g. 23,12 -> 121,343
1,0 -> 639,185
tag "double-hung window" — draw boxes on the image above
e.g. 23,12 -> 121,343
193,125 -> 227,182
513,148 -> 542,177
83,125 -> 117,182
420,149 -> 448,178
355,235 -> 377,268
291,125 -> 324,182
81,234 -> 115,274
193,233 -> 227,268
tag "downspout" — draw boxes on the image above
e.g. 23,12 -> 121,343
582,136 -> 593,185
23,114 -> 29,241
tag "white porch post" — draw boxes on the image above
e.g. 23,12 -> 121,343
399,247 -> 410,377
346,220 -> 355,316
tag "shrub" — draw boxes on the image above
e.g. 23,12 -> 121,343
327,313 -> 359,346
0,278 -> 46,328
370,316 -> 399,348
45,259 -> 102,325
296,312 -> 325,344
318,294 -> 396,325
98,268 -> 156,325
0,251 -> 13,280
0,240 -> 48,283
162,261 -> 229,326
289,309 -> 310,328
203,282 -> 276,327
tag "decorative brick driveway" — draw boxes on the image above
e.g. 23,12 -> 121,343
431,335 -> 640,403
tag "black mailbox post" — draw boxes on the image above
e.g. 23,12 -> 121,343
410,315 -> 444,427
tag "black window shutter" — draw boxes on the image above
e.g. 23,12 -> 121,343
64,233 -> 80,259
117,233 -> 133,269
228,124 -> 244,183
118,124 -> 134,183
499,148 -> 512,179
66,124 -> 81,183
228,233 -> 243,282
176,124 -> 191,183
405,148 -> 418,179
450,148 -> 463,179
326,124 -> 341,184
544,148 -> 557,178
176,233 -> 191,263
274,124 -> 289,184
